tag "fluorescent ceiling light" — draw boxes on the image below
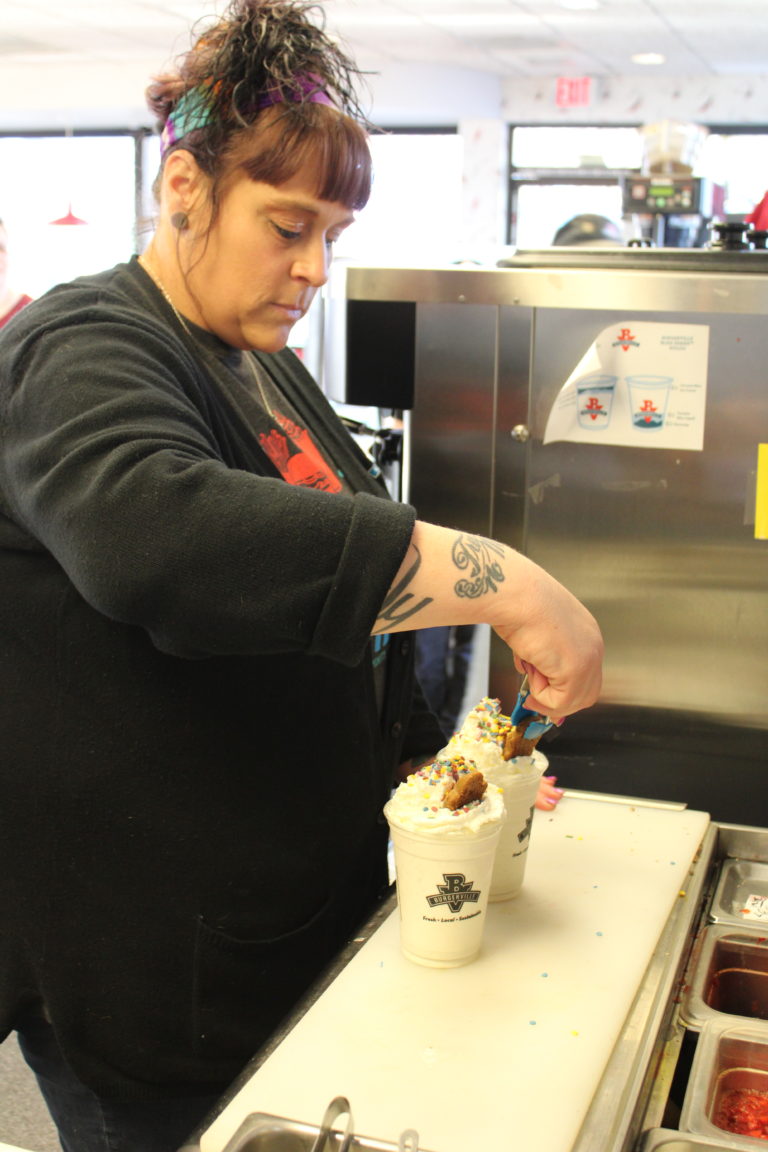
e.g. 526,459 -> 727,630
430,13 -> 531,27
324,12 -> 420,27
631,52 -> 666,65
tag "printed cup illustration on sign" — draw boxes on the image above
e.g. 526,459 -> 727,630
575,372 -> 617,430
626,374 -> 673,430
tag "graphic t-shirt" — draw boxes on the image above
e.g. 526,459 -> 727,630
237,355 -> 352,494
258,413 -> 345,492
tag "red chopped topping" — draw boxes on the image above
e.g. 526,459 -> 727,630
715,1087 -> 768,1139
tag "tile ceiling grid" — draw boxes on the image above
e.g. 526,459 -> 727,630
0,0 -> 763,76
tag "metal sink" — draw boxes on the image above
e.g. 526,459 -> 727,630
220,1115 -> 309,1151
217,1110 -> 429,1152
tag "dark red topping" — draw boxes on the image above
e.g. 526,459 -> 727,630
715,1087 -> 768,1139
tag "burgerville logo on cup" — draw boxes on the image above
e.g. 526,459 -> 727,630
426,873 -> 482,915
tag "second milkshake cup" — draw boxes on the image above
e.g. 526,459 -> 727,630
436,697 -> 547,901
384,759 -> 505,968
488,753 -> 544,901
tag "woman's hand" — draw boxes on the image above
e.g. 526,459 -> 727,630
489,551 -> 604,720
536,774 -> 565,811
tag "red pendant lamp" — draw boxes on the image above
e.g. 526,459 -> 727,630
50,203 -> 88,226
49,129 -> 88,226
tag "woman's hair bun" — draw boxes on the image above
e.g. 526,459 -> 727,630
146,0 -> 369,133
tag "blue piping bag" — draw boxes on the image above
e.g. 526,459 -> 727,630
510,674 -> 557,741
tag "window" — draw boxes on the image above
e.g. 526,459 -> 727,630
0,134 -> 139,299
511,126 -> 643,170
509,125 -> 642,247
697,132 -> 768,217
514,181 -> 625,248
508,124 -> 768,247
334,131 -> 464,266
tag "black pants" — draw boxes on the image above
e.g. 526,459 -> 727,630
16,1012 -> 220,1152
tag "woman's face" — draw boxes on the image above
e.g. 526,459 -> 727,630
181,160 -> 356,352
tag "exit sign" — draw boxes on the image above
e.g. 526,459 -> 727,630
555,76 -> 592,108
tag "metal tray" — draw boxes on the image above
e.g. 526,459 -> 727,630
711,862 -> 768,927
497,248 -> 768,274
680,1021 -> 768,1149
682,925 -> 768,1031
638,1128 -> 749,1152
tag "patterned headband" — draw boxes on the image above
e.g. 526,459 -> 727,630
160,74 -> 334,157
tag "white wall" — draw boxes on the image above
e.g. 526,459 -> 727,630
501,74 -> 768,126
1,56 -> 766,132
0,61 -> 161,131
0,59 -> 504,132
361,63 -> 503,127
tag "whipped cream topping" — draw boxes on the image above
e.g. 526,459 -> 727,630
384,756 -> 505,835
440,697 -> 546,786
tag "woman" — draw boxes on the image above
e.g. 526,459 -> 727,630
0,2 -> 602,1149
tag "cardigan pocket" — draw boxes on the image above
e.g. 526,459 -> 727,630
191,898 -> 338,1063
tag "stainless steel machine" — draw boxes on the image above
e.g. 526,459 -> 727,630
323,250 -> 768,825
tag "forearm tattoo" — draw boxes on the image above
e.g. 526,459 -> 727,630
373,544 -> 433,632
452,533 -> 506,598
374,533 -> 507,634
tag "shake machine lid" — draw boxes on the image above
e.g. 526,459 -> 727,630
498,246 -> 768,274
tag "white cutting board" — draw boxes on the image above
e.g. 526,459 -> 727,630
201,793 -> 709,1152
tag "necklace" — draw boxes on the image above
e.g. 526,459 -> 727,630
138,253 -> 274,417
241,350 -> 275,419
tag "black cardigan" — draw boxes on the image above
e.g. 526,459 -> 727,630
0,258 -> 443,1099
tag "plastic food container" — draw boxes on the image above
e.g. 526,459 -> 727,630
680,1021 -> 768,1147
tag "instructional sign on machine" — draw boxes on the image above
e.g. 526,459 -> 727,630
543,321 -> 709,451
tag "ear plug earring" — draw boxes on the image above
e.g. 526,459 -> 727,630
170,212 -> 189,230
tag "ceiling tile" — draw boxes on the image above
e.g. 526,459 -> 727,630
0,0 -> 763,91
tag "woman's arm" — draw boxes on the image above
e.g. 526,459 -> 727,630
373,521 -> 603,721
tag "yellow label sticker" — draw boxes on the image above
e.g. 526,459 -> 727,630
757,444 -> 768,541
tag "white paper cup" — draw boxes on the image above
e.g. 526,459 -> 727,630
384,812 -> 502,968
489,764 -> 542,901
